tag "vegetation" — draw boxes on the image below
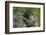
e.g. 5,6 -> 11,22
13,7 -> 40,27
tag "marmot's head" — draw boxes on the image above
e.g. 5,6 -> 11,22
23,11 -> 35,21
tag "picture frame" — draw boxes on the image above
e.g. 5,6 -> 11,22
5,1 -> 45,34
